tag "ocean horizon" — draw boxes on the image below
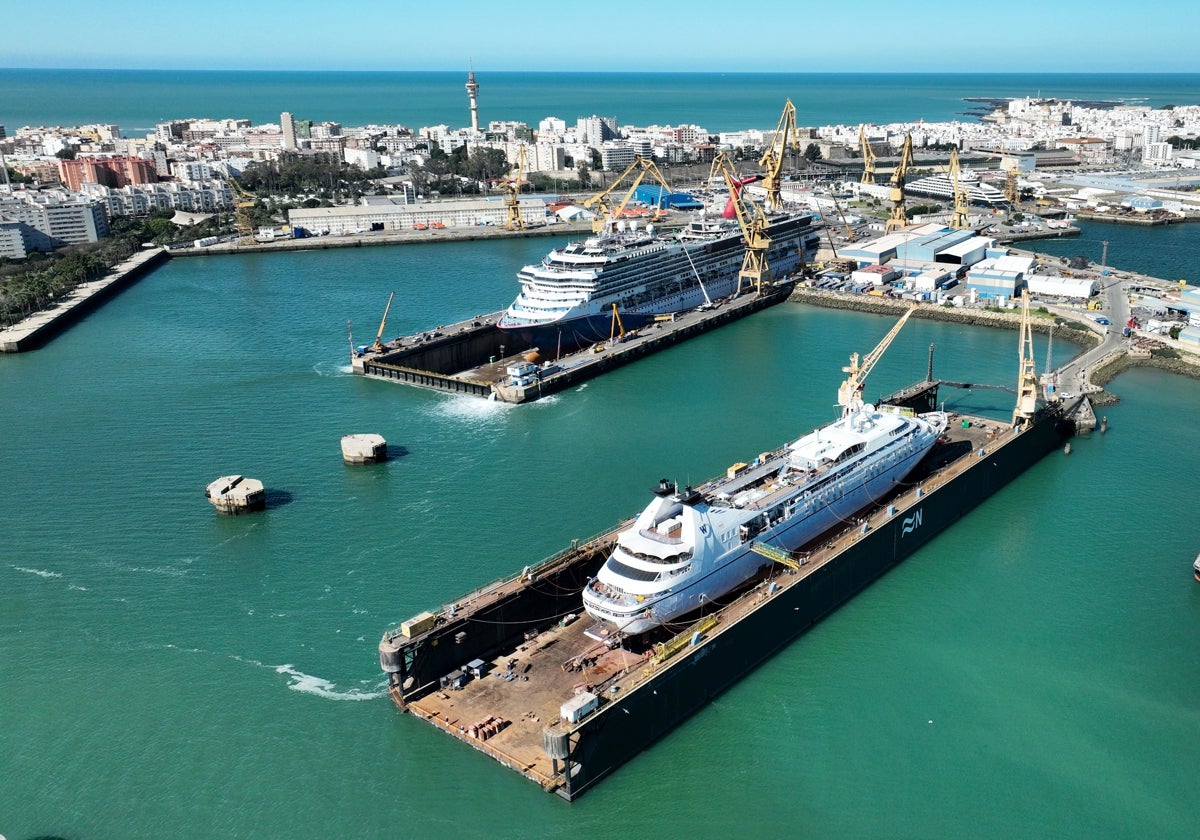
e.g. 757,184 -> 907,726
3,69 -> 1198,134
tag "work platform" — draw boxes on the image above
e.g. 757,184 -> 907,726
354,283 -> 795,403
379,384 -> 1074,799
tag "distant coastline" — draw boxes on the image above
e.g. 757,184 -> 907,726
3,69 -> 1198,134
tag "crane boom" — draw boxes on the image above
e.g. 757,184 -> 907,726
837,306 -> 915,414
372,291 -> 395,352
500,145 -> 528,230
712,152 -> 772,296
760,98 -> 798,211
582,157 -> 671,234
949,146 -> 970,230
859,126 -> 877,185
884,134 -> 915,234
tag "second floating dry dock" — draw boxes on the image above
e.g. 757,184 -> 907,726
354,282 -> 794,403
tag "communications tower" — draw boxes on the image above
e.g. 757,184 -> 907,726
465,67 -> 480,133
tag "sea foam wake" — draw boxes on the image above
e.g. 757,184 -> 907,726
275,664 -> 387,701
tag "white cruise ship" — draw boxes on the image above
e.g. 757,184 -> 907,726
906,169 -> 1009,206
497,212 -> 820,351
582,400 -> 948,636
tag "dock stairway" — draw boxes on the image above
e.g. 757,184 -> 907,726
750,541 -> 803,571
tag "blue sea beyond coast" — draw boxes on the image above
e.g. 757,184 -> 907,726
3,69 -> 1200,133
2,71 -> 1200,839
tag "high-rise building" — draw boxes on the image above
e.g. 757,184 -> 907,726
281,112 -> 297,150
465,69 -> 480,133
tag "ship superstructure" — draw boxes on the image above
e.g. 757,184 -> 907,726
497,212 -> 819,350
582,402 -> 948,634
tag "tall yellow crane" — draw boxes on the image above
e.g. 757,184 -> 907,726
949,146 -> 971,230
760,98 -> 798,212
581,156 -> 672,234
499,145 -> 528,230
1004,168 -> 1020,205
838,306 -> 915,416
372,291 -> 396,352
884,134 -> 915,234
227,177 -> 257,244
712,152 -> 772,296
859,126 -> 877,185
1012,290 -> 1039,428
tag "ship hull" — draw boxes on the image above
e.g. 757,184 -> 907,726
586,434 -> 936,634
559,407 -> 1072,799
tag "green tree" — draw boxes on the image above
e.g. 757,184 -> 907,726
803,143 -> 823,162
54,147 -> 77,160
576,162 -> 591,189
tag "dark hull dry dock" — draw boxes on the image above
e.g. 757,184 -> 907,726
379,391 -> 1073,800
356,282 -> 794,404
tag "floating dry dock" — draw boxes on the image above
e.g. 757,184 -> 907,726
379,384 -> 1074,800
354,282 -> 794,403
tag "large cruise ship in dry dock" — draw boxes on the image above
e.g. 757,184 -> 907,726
582,312 -> 948,636
496,211 -> 820,351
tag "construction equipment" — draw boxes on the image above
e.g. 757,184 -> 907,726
884,134 -> 915,234
227,177 -> 257,244
759,99 -> 799,212
949,147 -> 971,230
837,305 -> 915,415
831,192 -> 855,241
712,152 -> 772,296
1004,168 -> 1020,205
859,126 -> 877,185
372,291 -> 395,352
499,145 -> 528,231
581,157 -> 672,235
609,303 -> 625,342
1012,290 -> 1038,428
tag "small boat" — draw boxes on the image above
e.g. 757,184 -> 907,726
1193,552 -> 1200,583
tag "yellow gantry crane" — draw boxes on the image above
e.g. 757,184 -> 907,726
712,152 -> 772,296
582,156 -> 672,234
759,98 -> 799,212
837,305 -> 915,415
499,145 -> 528,231
227,177 -> 257,244
1013,290 -> 1039,428
884,133 -> 915,234
949,146 -> 971,230
859,126 -> 877,185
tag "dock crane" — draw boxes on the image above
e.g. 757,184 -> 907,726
884,133 -> 915,234
1012,290 -> 1039,428
227,177 -> 257,244
837,305 -> 915,416
582,157 -> 672,235
949,146 -> 971,230
859,126 -> 877,185
499,145 -> 528,230
372,291 -> 395,352
760,99 -> 799,212
712,152 -> 772,296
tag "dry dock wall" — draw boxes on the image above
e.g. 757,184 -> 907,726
555,409 -> 1071,799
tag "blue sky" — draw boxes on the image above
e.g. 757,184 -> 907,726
7,0 -> 1198,72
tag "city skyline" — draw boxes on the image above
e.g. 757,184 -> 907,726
7,0 -> 1198,73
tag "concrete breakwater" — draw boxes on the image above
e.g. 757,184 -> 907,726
787,286 -> 1090,338
0,247 -> 168,353
169,220 -> 595,257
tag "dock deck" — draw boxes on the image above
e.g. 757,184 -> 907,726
391,408 -> 1026,795
356,283 -> 795,403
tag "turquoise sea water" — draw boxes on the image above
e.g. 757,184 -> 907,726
2,70 -> 1199,133
3,227 -> 1200,838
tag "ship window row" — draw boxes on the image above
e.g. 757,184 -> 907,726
606,557 -> 662,582
623,549 -> 693,565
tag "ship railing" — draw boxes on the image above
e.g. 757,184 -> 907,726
637,528 -> 684,545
